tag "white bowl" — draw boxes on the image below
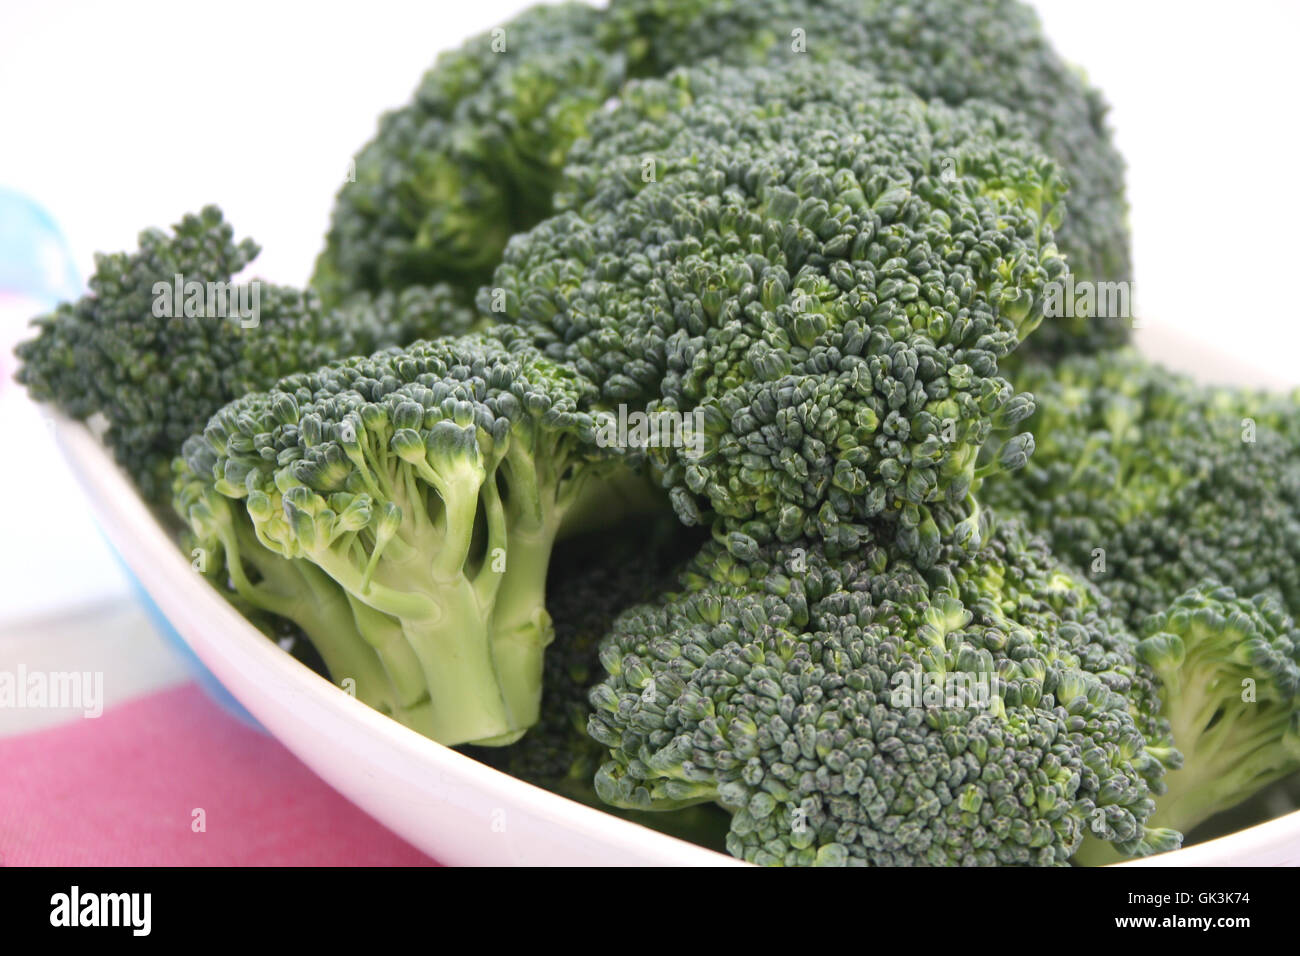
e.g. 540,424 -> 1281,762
52,322 -> 1300,866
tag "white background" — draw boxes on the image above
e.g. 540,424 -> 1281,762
0,0 -> 1297,624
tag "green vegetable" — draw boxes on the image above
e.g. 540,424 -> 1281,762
17,4 -> 1300,868
602,0 -> 1132,353
317,0 -> 1130,359
588,520 -> 1179,865
312,2 -> 624,305
985,350 -> 1300,627
174,334 -> 662,746
1075,583 -> 1300,865
488,62 -> 1065,566
14,206 -> 470,510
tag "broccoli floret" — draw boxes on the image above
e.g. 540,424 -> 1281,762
1137,585 -> 1300,834
985,350 -> 1300,628
588,521 -> 1178,866
601,0 -> 1131,356
312,2 -> 625,305
1074,583 -> 1300,864
316,0 -> 1129,359
173,334 -> 663,746
488,63 -> 1065,565
14,206 -> 470,509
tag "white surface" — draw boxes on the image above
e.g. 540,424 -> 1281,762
0,600 -> 190,736
1030,0 -> 1300,387
0,298 -> 131,625
0,1 -> 1298,376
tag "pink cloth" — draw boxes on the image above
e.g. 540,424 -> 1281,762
0,682 -> 438,865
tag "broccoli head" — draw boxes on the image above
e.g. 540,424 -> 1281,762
488,63 -> 1066,565
312,2 -> 625,304
984,350 -> 1300,628
14,206 -> 470,509
588,521 -> 1178,865
174,334 -> 662,746
601,0 -> 1132,356
316,0 -> 1129,360
1137,584 -> 1300,835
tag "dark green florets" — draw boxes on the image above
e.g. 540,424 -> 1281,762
588,521 -> 1178,866
600,0 -> 1131,357
312,2 -> 625,304
14,206 -> 461,509
315,0 -> 1129,360
985,350 -> 1300,628
488,63 -> 1066,565
174,334 -> 659,746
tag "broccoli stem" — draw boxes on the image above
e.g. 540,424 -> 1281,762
343,595 -> 430,711
399,597 -> 524,746
487,524 -> 558,737
218,510 -> 402,716
485,454 -> 666,745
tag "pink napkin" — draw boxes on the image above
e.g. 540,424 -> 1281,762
0,682 -> 438,865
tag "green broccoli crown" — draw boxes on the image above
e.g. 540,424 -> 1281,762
600,0 -> 1131,356
175,333 -> 660,746
488,62 -> 1066,565
312,2 -> 625,304
14,205 -> 462,509
985,350 -> 1300,627
588,520 -> 1177,866
1134,583 -> 1300,836
316,0 -> 1128,359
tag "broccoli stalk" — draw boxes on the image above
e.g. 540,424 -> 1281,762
176,335 -> 664,746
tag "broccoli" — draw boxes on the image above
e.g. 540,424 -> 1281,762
984,350 -> 1300,628
470,520 -> 704,790
1073,583 -> 1300,865
600,0 -> 1131,357
14,206 -> 471,509
488,63 -> 1065,566
312,2 -> 625,305
464,520 -> 733,850
173,334 -> 663,746
1138,586 -> 1300,831
316,0 -> 1130,360
588,520 -> 1179,866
